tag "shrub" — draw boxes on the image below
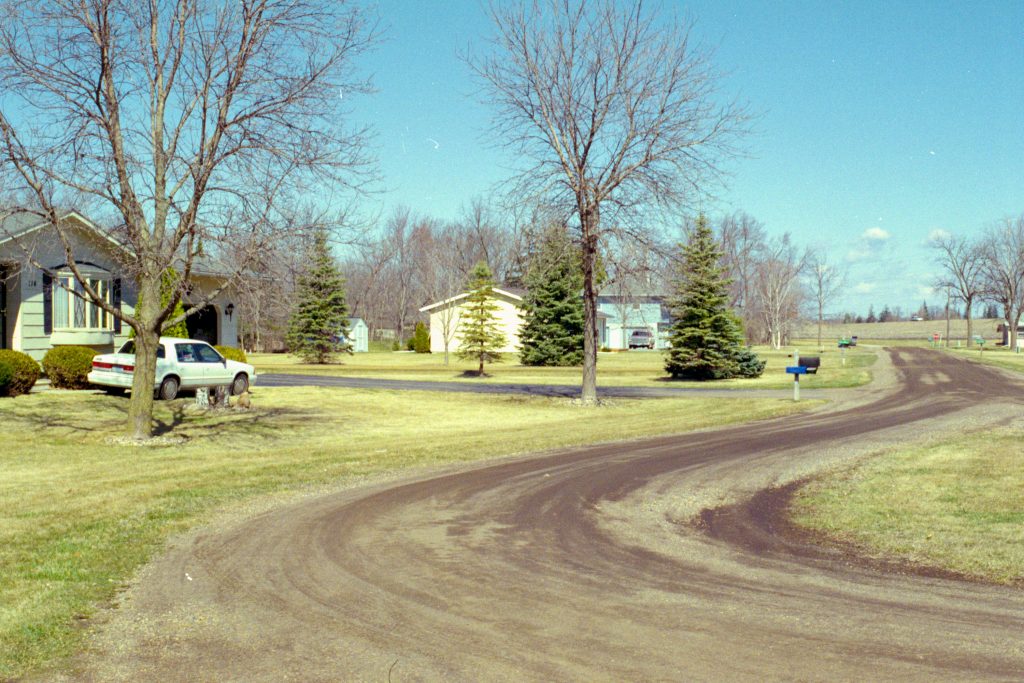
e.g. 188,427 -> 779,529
0,349 -> 41,397
42,346 -> 98,389
215,345 -> 247,363
411,321 -> 430,354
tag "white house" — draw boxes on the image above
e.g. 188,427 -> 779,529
346,317 -> 369,353
596,284 -> 671,350
0,211 -> 240,362
419,287 -> 525,355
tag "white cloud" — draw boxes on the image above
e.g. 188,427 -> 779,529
916,285 -> 935,298
852,282 -> 877,294
862,227 -> 891,242
927,228 -> 951,242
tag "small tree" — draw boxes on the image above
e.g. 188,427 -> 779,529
457,262 -> 507,376
520,225 -> 584,366
665,216 -> 764,380
287,230 -> 351,364
411,321 -> 430,353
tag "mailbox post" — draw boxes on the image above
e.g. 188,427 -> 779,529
786,349 -> 807,401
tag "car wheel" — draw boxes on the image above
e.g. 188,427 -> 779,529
158,376 -> 179,401
230,373 -> 249,396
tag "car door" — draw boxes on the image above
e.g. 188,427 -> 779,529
194,342 -> 231,385
173,342 -> 205,388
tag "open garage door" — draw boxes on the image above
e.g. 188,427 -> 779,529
186,304 -> 218,345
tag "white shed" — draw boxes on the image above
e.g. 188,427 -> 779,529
346,317 -> 369,353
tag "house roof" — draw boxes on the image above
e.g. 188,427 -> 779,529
1,209 -> 234,279
419,287 -> 524,313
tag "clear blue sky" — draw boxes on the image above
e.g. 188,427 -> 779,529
350,0 -> 1024,316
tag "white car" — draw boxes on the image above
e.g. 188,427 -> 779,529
88,337 -> 256,400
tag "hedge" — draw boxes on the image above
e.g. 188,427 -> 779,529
42,346 -> 98,390
215,345 -> 247,363
0,349 -> 41,397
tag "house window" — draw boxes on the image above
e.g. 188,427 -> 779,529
53,274 -> 112,330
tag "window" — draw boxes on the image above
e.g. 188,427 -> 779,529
53,274 -> 112,330
117,340 -> 165,359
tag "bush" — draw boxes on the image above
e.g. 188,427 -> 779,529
411,321 -> 430,354
0,349 -> 41,397
42,346 -> 97,389
215,345 -> 247,363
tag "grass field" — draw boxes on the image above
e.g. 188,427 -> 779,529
793,317 -> 1002,342
252,344 -> 877,390
791,428 -> 1024,585
944,344 -> 1024,374
0,387 -> 814,679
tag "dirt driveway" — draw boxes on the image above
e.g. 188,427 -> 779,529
68,348 -> 1024,681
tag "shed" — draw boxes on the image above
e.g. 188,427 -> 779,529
346,317 -> 369,353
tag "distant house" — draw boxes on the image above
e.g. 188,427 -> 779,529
596,284 -> 671,350
997,322 -> 1024,348
1,210 -> 241,362
419,287 -> 525,355
346,317 -> 369,353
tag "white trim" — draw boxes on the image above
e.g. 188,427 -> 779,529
0,211 -> 128,253
419,287 -> 523,313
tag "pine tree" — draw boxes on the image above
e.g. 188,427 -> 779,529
519,225 -> 584,366
664,215 -> 764,380
411,321 -> 430,353
457,261 -> 507,376
286,229 -> 351,363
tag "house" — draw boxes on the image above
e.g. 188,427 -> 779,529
346,317 -> 369,353
419,287 -> 525,355
997,322 -> 1024,348
0,211 -> 240,362
596,284 -> 671,350
417,282 -> 672,355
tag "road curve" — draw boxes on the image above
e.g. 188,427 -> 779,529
77,348 -> 1024,682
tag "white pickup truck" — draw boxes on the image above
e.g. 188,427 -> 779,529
88,337 -> 255,400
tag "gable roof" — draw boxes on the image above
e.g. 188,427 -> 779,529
419,287 -> 524,313
0,210 -> 125,252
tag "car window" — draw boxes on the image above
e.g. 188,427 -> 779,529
119,340 -> 165,358
175,343 -> 198,363
195,344 -> 223,363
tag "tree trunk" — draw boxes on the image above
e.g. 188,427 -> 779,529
965,296 -> 974,347
127,277 -> 161,439
580,205 -> 599,405
817,302 -> 823,352
1010,307 -> 1021,351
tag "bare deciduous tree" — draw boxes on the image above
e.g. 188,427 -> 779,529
472,0 -> 747,403
805,250 -> 846,351
931,232 -> 984,346
979,215 -> 1024,350
0,0 -> 376,438
753,234 -> 807,350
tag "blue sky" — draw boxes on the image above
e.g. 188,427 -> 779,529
350,0 -> 1024,315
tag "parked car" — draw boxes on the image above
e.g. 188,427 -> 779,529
628,328 -> 655,349
88,337 -> 256,400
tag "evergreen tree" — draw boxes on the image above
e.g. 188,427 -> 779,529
519,225 -> 584,366
665,215 -> 764,380
286,229 -> 351,363
866,305 -> 877,323
411,321 -> 430,353
131,268 -> 188,339
457,261 -> 507,376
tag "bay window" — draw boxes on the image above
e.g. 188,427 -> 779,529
53,274 -> 112,330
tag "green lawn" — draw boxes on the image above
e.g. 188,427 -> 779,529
944,344 -> 1024,374
252,344 -> 877,390
791,428 -> 1024,584
0,387 -> 814,679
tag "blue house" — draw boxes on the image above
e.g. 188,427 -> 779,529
596,284 -> 671,350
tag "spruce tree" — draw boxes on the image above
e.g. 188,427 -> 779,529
286,229 -> 351,363
457,261 -> 507,376
665,215 -> 764,380
519,225 -> 584,366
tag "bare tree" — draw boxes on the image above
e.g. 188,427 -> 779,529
0,1 -> 376,438
472,0 -> 747,403
420,222 -> 474,364
805,250 -> 846,351
753,234 -> 807,349
979,215 -> 1024,350
931,232 -> 984,346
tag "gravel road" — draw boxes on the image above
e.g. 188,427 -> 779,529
68,348 -> 1024,682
